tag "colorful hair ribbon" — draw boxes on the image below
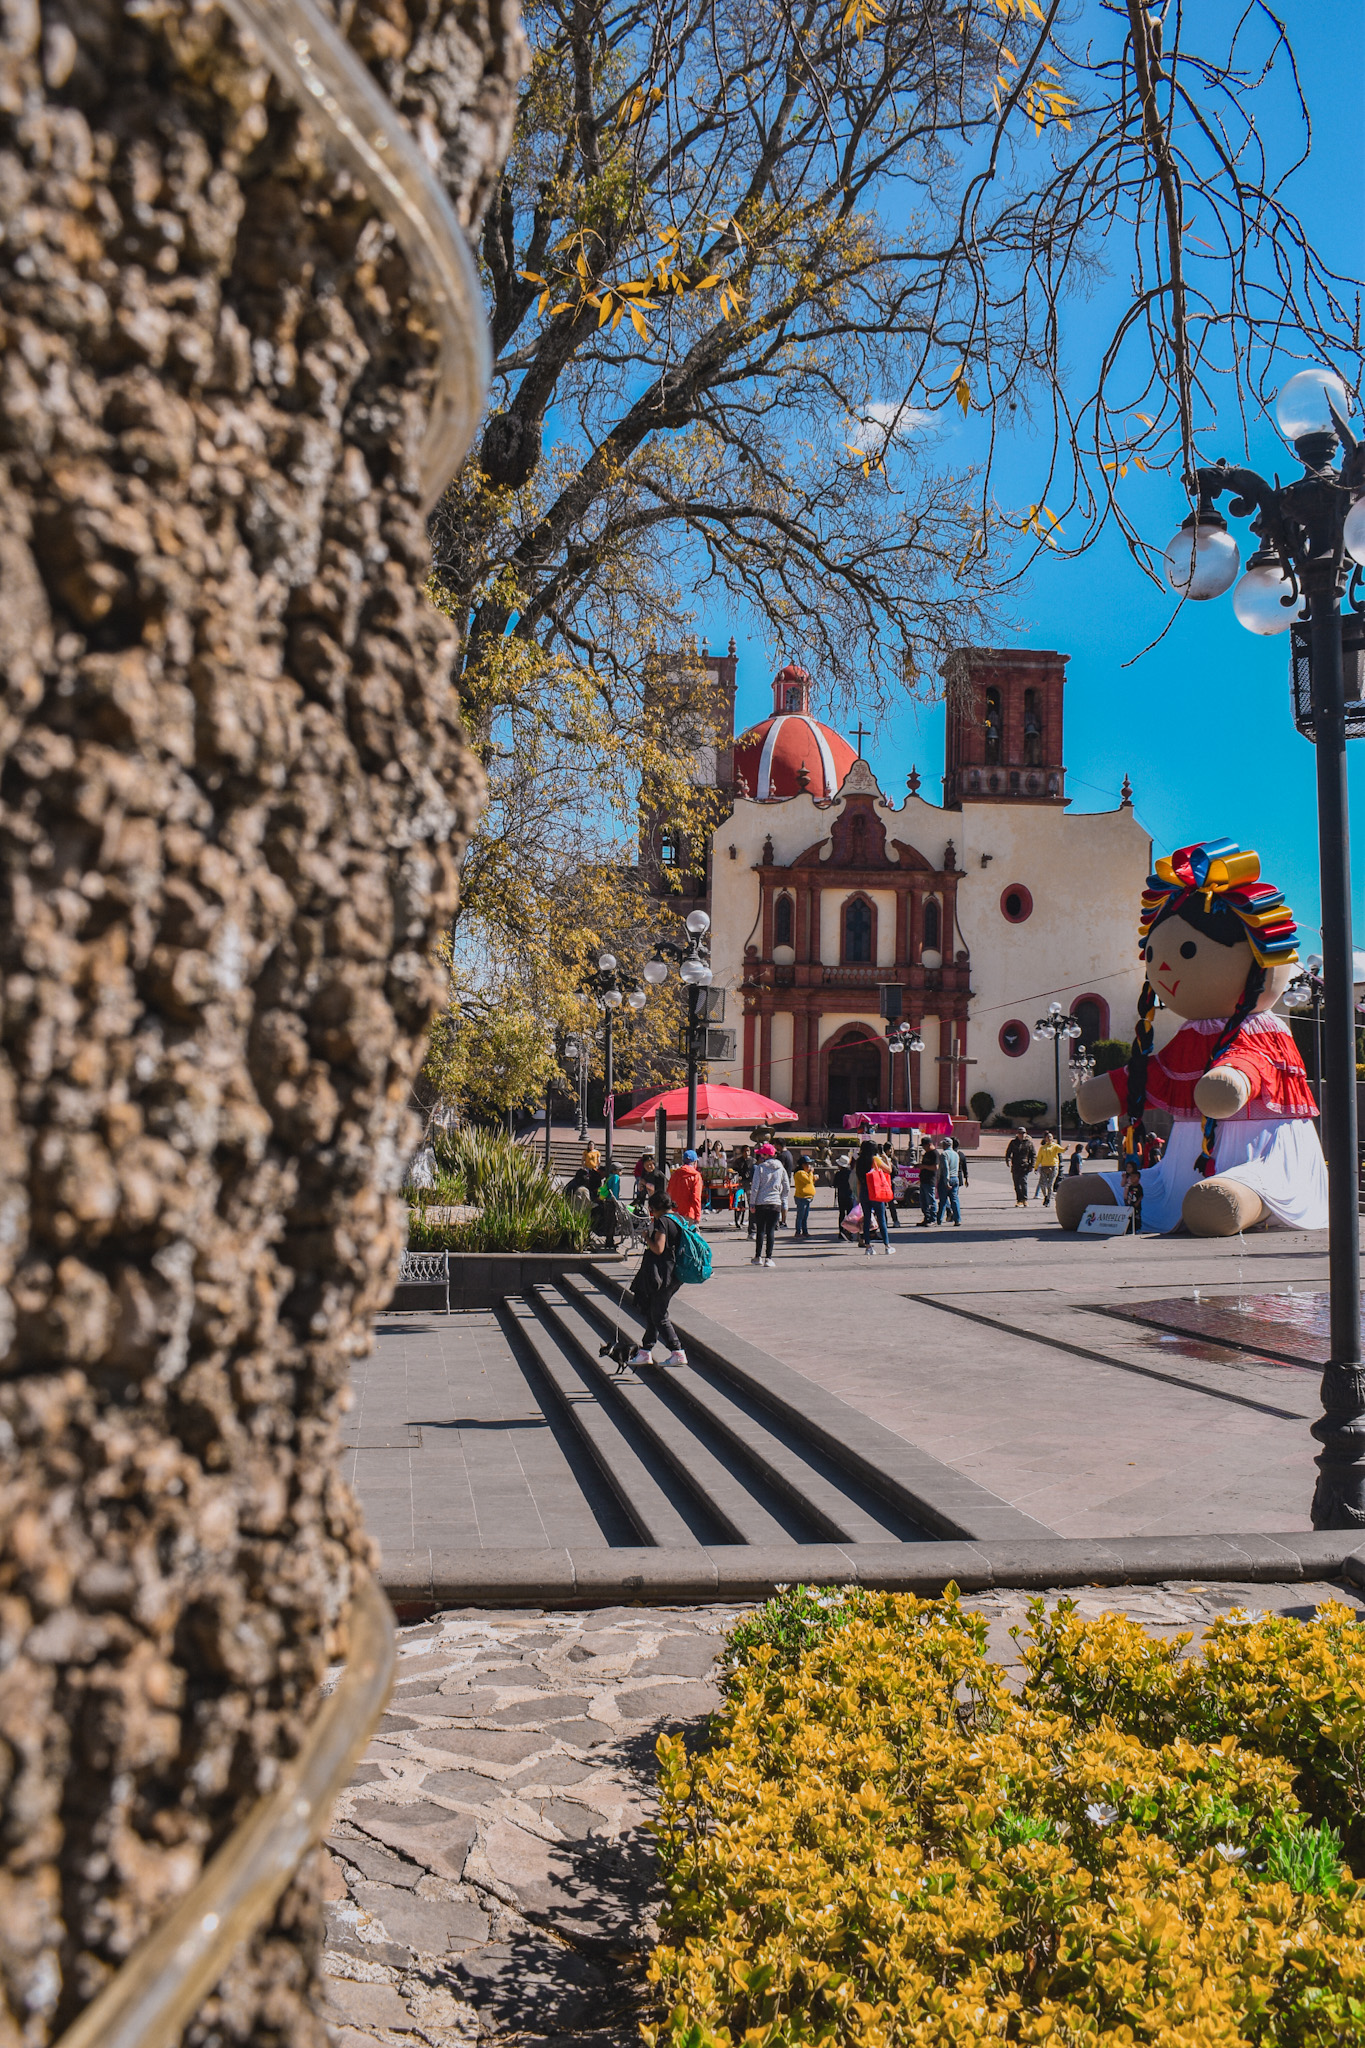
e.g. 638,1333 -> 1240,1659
1137,839 -> 1298,968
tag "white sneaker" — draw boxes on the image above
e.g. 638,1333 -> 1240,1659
628,1348 -> 652,1367
764,1257 -> 774,1268
885,1245 -> 896,1255
864,1246 -> 875,1257
664,1349 -> 687,1366
750,1255 -> 762,1265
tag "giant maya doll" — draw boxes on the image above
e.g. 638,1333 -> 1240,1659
1057,839 -> 1328,1236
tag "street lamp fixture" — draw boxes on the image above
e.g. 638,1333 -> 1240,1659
647,909 -> 715,1149
1034,1000 -> 1082,1130
580,953 -> 649,1166
1158,364 -> 1364,1528
886,1023 -> 926,1114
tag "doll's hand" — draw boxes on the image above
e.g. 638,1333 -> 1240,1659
1075,1071 -> 1120,1124
1193,1065 -> 1251,1119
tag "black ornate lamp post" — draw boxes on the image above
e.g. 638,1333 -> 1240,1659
1068,1046 -> 1096,1138
562,1030 -> 590,1143
1158,366 -> 1365,1528
579,952 -> 648,1168
1034,1001 -> 1082,1130
886,1023 -> 926,1115
643,910 -> 713,1151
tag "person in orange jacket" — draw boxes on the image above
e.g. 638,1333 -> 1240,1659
667,1148 -> 704,1222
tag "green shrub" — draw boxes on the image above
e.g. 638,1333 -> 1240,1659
1001,1097 -> 1047,1121
969,1090 -> 995,1124
650,1585 -> 1365,2048
1089,1036 -> 1131,1075
406,1126 -> 590,1252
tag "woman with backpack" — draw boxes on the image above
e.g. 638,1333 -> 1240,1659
748,1142 -> 791,1267
629,1191 -> 688,1367
856,1140 -> 895,1256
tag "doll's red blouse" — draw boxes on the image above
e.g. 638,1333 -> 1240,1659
1107,1012 -> 1317,1121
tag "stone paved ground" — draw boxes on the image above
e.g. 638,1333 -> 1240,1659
322,1581 -> 1365,2046
682,1159 -> 1345,1535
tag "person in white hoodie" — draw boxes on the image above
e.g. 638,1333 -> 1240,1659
748,1143 -> 792,1268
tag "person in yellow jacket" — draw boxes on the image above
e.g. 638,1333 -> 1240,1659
792,1157 -> 816,1238
1034,1132 -> 1064,1205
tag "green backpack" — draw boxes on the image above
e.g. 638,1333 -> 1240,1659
673,1218 -> 713,1284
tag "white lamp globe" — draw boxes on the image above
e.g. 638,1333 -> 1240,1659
1345,496 -> 1365,567
685,909 -> 711,935
597,951 -> 616,972
1232,560 -> 1305,635
627,988 -> 648,1010
603,987 -> 622,1008
695,965 -> 714,985
1274,368 -> 1352,442
1162,517 -> 1240,600
679,958 -> 706,984
642,958 -> 668,985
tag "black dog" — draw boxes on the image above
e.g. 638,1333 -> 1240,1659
598,1331 -> 638,1374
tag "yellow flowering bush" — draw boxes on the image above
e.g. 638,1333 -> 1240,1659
648,1586 -> 1365,2047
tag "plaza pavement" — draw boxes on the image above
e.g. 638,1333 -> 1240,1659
355,1156 -> 1353,1552
685,1157 -> 1336,1537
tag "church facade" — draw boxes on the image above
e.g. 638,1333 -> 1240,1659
662,647 -> 1152,1127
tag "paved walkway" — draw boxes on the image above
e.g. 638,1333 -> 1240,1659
358,1159 -> 1349,1550
689,1160 -> 1337,1537
323,1579 -> 1364,2045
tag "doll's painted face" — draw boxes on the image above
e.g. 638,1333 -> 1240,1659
1141,911 -> 1292,1020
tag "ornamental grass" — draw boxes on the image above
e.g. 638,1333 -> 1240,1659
649,1585 -> 1365,2047
406,1125 -> 590,1252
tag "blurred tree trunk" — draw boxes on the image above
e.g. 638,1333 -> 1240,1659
0,2 -> 523,2041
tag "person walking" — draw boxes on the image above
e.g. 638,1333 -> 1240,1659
748,1143 -> 791,1267
917,1140 -> 940,1225
1005,1128 -> 1035,1207
856,1140 -> 894,1255
792,1156 -> 816,1238
935,1140 -> 962,1226
628,1191 -> 687,1366
667,1148 -> 704,1222
1034,1131 -> 1063,1205
593,1159 -> 622,1251
833,1153 -> 854,1239
953,1137 -> 969,1190
1067,1142 -> 1085,1177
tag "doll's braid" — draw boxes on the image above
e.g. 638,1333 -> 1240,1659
1193,962 -> 1266,1178
1123,977 -> 1157,1152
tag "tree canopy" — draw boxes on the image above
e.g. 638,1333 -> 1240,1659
428,0 -> 1357,1114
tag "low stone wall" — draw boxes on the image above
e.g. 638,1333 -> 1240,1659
386,1250 -> 624,1314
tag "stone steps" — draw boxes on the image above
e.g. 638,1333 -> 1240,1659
547,1276 -> 921,1545
490,1272 -> 974,1554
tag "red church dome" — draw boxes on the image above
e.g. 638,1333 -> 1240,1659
732,663 -> 857,801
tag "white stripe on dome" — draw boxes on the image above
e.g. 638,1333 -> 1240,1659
755,714 -> 840,798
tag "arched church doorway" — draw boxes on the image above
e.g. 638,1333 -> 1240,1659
824,1027 -> 883,1126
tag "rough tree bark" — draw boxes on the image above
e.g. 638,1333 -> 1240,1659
0,2 -> 523,2041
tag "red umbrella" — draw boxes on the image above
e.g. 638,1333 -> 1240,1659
617,1084 -> 799,1128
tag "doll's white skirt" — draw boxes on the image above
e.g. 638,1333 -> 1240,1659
1094,1116 -> 1328,1233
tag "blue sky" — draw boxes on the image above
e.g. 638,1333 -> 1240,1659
700,2 -> 1364,948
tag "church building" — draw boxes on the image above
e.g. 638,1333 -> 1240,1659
658,647 -> 1152,1128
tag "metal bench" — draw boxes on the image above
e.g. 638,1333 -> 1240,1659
398,1248 -> 450,1312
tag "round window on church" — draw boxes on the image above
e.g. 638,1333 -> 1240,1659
1000,884 -> 1033,924
1000,1020 -> 1029,1057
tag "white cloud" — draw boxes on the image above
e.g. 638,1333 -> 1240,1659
845,400 -> 942,455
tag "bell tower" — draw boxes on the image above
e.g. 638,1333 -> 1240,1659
941,648 -> 1069,808
640,637 -> 739,906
